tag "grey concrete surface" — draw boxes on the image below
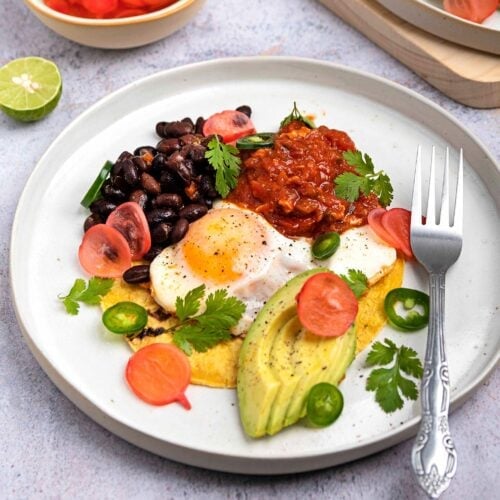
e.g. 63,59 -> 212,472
0,0 -> 498,498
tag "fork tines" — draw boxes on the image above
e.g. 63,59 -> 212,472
411,146 -> 463,231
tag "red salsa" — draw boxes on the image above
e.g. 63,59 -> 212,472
227,121 -> 381,238
44,0 -> 179,19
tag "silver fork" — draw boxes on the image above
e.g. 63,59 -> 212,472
410,146 -> 463,499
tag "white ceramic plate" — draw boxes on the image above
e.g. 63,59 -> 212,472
376,0 -> 500,54
10,57 -> 499,474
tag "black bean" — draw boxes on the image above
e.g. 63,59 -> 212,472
179,203 -> 208,222
147,208 -> 178,225
155,193 -> 183,209
204,199 -> 213,209
156,138 -> 181,155
156,121 -> 167,137
170,217 -> 189,244
122,159 -> 139,186
141,172 -> 161,196
84,213 -> 102,232
133,146 -> 156,157
166,153 -> 193,185
102,182 -> 127,203
201,134 -> 223,147
159,170 -> 183,193
111,175 -> 130,193
129,189 -> 148,210
181,117 -> 194,127
236,105 -> 252,117
152,223 -> 173,243
182,144 -> 207,163
117,151 -> 133,162
89,199 -> 117,219
195,116 -> 205,135
143,246 -> 163,262
179,134 -> 201,146
199,175 -> 218,198
132,156 -> 148,173
123,265 -> 150,284
163,121 -> 194,138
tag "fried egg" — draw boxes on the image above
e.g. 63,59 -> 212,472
150,202 -> 397,334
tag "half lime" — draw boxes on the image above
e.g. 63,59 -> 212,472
0,57 -> 62,122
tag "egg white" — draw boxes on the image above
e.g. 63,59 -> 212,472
150,202 -> 397,334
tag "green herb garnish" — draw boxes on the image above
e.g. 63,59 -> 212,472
280,102 -> 315,129
335,150 -> 393,207
204,135 -> 241,198
59,277 -> 114,315
365,338 -> 423,413
168,285 -> 246,355
340,269 -> 368,298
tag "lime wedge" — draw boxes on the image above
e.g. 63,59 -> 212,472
0,57 -> 62,122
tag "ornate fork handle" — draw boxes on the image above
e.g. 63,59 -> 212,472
411,273 -> 457,499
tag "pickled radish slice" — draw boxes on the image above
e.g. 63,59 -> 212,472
126,343 -> 192,408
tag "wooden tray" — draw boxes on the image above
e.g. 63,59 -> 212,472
320,0 -> 500,108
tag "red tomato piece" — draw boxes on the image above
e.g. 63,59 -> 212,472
78,224 -> 132,278
381,208 -> 413,259
126,343 -> 191,408
443,0 -> 498,23
81,0 -> 118,15
296,272 -> 358,337
367,208 -> 400,248
44,0 -> 72,14
203,110 -> 256,143
106,202 -> 151,260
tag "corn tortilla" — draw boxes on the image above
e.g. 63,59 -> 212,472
101,258 -> 404,388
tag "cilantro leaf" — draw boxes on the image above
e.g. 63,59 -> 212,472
340,269 -> 368,298
372,172 -> 394,208
334,172 -> 369,202
59,277 -> 114,315
280,102 -> 315,129
365,338 -> 423,413
78,277 -> 114,305
366,339 -> 397,366
399,345 -> 424,378
175,284 -> 205,322
170,286 -> 246,355
343,150 -> 375,177
205,136 -> 241,198
335,150 -> 394,207
173,324 -> 232,356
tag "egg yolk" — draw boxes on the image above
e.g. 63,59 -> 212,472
181,209 -> 265,285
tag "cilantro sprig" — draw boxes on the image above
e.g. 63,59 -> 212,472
365,338 -> 423,413
205,135 -> 241,198
280,102 -> 315,129
59,277 -> 114,315
340,269 -> 368,298
169,285 -> 246,355
335,150 -> 393,207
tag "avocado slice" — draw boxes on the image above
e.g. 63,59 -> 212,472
237,268 -> 357,438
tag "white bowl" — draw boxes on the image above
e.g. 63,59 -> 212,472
24,0 -> 206,49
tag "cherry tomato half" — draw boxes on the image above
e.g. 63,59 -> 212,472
126,343 -> 191,408
78,224 -> 132,278
296,272 -> 358,337
443,0 -> 498,23
381,208 -> 413,259
306,382 -> 344,427
106,202 -> 151,260
203,110 -> 256,143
